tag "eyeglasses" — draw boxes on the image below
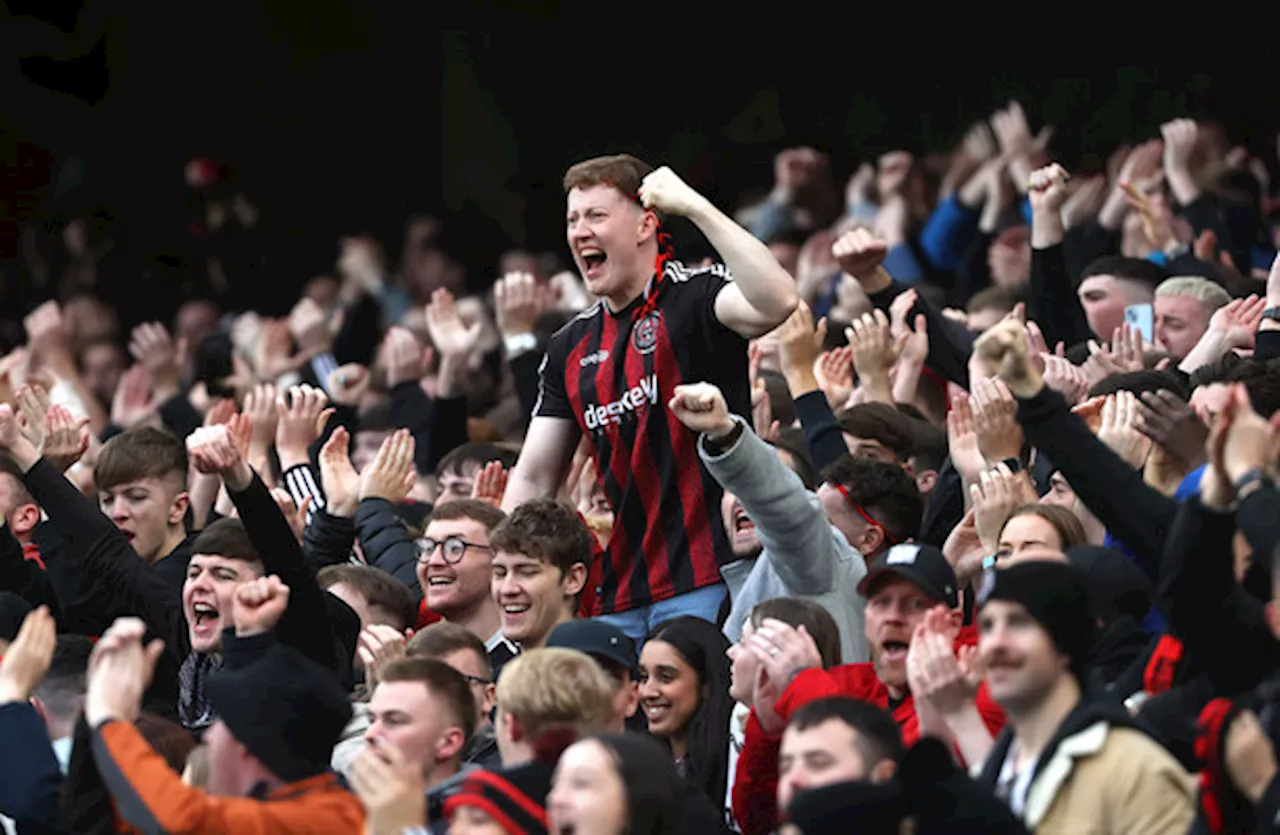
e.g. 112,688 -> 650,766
459,673 -> 491,687
414,536 -> 492,565
832,482 -> 898,545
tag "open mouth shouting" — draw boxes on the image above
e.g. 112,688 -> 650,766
187,600 -> 222,649
878,638 -> 911,665
577,246 -> 607,281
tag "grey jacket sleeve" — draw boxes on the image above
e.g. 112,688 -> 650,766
699,416 -> 836,596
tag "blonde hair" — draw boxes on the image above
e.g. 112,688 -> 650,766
1155,276 -> 1230,314
495,647 -> 614,742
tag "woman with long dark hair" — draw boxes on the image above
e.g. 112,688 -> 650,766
638,616 -> 734,807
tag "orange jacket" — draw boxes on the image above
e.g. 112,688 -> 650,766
94,720 -> 365,834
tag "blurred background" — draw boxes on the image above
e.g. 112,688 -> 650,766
1,2 -> 1275,326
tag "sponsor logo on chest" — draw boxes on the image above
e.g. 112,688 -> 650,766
583,373 -> 659,431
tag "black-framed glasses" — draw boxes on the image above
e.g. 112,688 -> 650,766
460,673 -> 491,687
415,536 -> 492,565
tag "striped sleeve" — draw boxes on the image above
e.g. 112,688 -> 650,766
283,463 -> 325,526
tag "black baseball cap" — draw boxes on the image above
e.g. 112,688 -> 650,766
546,619 -> 638,675
857,543 -> 958,608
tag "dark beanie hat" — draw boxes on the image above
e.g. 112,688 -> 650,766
205,642 -> 351,783
0,592 -> 33,642
980,561 -> 1097,682
1066,545 -> 1152,624
788,780 -> 906,835
442,762 -> 551,835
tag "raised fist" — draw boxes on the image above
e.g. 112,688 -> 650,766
831,228 -> 888,280
638,166 -> 708,218
232,575 -> 291,637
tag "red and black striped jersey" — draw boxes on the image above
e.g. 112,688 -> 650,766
534,260 -> 750,614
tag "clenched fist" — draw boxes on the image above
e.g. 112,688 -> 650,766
1027,163 -> 1070,213
232,575 -> 291,638
668,383 -> 736,440
638,166 -> 709,219
973,320 -> 1043,399
831,229 -> 888,281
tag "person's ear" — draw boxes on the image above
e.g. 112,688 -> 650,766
637,208 -> 659,244
862,526 -> 884,556
869,758 -> 896,784
623,679 -> 640,719
438,726 -> 466,762
947,608 -> 964,632
12,503 -> 40,536
915,469 -> 938,496
482,683 -> 496,716
170,491 -> 191,526
564,562 -> 588,597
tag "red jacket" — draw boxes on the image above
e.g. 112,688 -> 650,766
731,628 -> 1007,835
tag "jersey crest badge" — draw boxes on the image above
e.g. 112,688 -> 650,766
632,312 -> 660,354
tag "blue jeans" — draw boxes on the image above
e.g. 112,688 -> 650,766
594,583 -> 728,644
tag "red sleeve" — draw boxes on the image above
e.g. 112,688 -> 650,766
731,710 -> 783,835
773,667 -> 854,720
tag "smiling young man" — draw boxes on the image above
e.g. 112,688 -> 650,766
414,500 -> 516,669
489,499 -> 591,651
501,155 -> 798,638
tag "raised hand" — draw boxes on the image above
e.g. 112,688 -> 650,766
84,617 -> 166,727
746,618 -> 822,705
970,378 -> 1023,464
424,289 -> 481,359
1137,389 -> 1209,469
358,429 -> 417,503
43,404 -> 91,472
0,605 -> 56,704
378,327 -> 433,388
232,574 -> 291,637
319,426 -> 360,517
970,463 -> 1034,553
15,383 -> 52,453
974,319 -> 1042,398
815,347 -> 855,410
668,383 -> 736,439
357,624 -> 407,686
327,363 -> 372,406
1027,163 -> 1070,214
275,384 -> 334,469
186,424 -> 253,491
1161,119 -> 1200,204
946,393 -> 987,486
111,365 -> 158,429
1040,354 -> 1089,406
288,297 -> 333,355
494,271 -> 551,337
831,228 -> 889,282
129,322 -> 184,399
1208,295 -> 1267,350
242,383 -> 279,466
1097,392 -> 1152,469
638,165 -> 709,218
775,302 -> 827,394
906,605 -> 982,718
470,459 -> 508,509
1060,175 -> 1108,230
350,742 -> 427,835
847,310 -> 898,402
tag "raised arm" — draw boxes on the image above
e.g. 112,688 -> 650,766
639,166 -> 798,339
501,416 -> 579,512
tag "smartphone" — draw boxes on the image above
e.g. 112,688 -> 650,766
1124,303 -> 1154,343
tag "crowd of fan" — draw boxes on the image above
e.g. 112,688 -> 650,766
1,98 -> 1280,834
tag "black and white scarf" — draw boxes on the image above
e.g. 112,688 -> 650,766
178,651 -> 223,733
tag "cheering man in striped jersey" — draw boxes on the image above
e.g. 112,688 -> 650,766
501,155 -> 797,638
